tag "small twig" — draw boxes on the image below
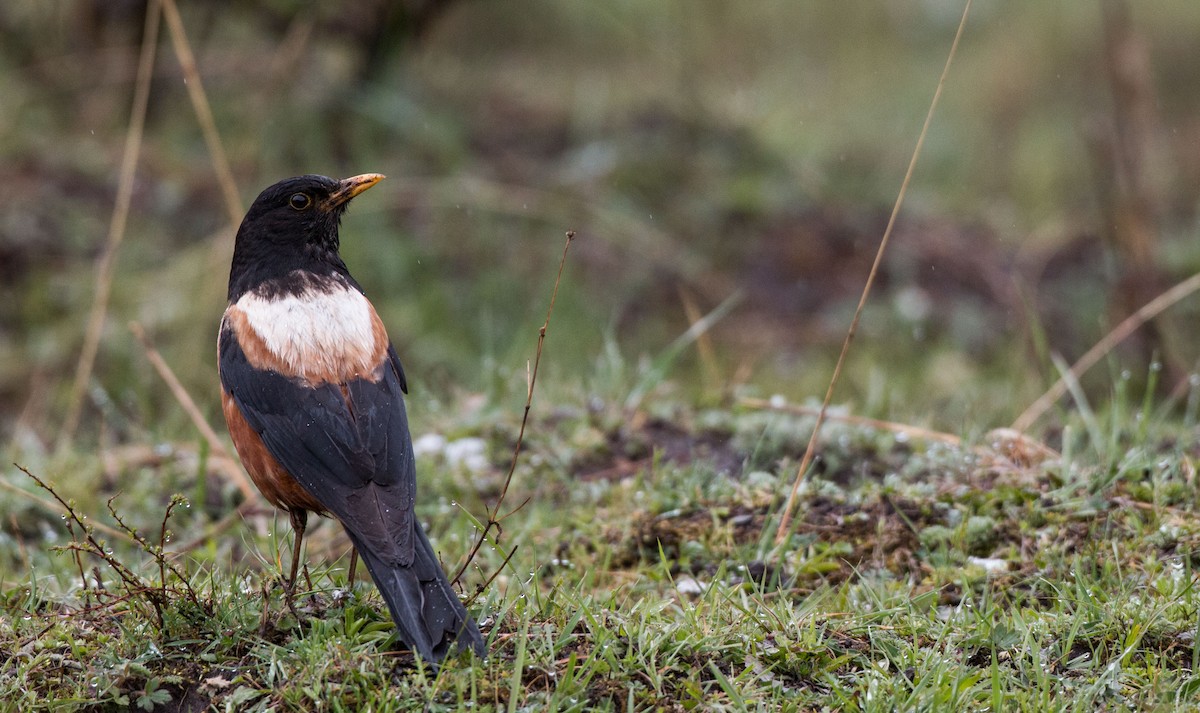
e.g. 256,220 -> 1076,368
452,231 -> 575,587
60,0 -> 163,446
774,0 -> 972,545
498,495 -> 533,522
129,321 -> 258,502
737,397 -> 963,446
106,493 -> 206,613
468,545 -> 520,606
14,622 -> 56,653
175,500 -> 260,553
1012,270 -> 1200,432
258,580 -> 272,636
160,0 -> 243,225
39,588 -> 148,620
678,286 -> 722,390
158,497 -> 177,602
0,476 -> 129,542
63,518 -> 91,607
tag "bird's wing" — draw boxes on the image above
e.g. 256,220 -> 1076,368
219,329 -> 416,566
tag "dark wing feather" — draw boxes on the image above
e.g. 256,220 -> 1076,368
218,330 -> 416,566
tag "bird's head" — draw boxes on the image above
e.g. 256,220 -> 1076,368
228,173 -> 384,299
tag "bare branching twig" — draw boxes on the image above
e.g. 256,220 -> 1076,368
105,494 -> 205,614
15,463 -> 211,631
453,231 -> 575,596
17,464 -> 161,625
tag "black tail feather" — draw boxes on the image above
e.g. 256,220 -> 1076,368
348,524 -> 486,664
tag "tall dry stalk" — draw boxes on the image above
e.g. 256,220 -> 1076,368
774,0 -> 973,545
160,0 -> 243,225
1013,271 -> 1200,432
63,0 -> 244,444
454,232 -> 575,596
60,0 -> 163,447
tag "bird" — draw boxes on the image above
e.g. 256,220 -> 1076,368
217,173 -> 486,664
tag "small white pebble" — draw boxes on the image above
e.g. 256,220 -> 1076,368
967,556 -> 1009,575
413,433 -> 447,457
676,577 -> 707,595
444,437 -> 488,473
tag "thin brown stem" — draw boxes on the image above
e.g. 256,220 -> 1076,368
452,231 -> 575,587
129,321 -> 258,502
467,545 -> 519,607
160,0 -> 243,225
64,519 -> 91,606
678,286 -> 722,392
774,0 -> 973,545
1012,269 -> 1200,432
60,0 -> 163,446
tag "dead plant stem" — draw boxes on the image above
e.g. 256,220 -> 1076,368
60,0 -> 162,446
161,0 -> 242,224
1013,269 -> 1200,432
774,0 -> 973,545
129,321 -> 258,502
454,231 -> 575,592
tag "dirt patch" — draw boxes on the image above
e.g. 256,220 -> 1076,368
604,494 -> 936,588
572,418 -> 744,481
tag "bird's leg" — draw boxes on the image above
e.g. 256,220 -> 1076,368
286,509 -> 308,597
347,546 -> 359,587
302,563 -> 315,596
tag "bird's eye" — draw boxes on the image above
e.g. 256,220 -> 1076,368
289,193 -> 312,210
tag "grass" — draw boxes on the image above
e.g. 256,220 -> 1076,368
5,2 -> 1200,710
5,359 -> 1200,710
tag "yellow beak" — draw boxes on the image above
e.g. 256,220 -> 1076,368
326,173 -> 385,209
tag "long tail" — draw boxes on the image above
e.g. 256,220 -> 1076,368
347,524 -> 486,664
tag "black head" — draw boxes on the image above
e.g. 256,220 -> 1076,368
227,173 -> 384,301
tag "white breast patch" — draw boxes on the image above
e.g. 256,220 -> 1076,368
236,285 -> 378,381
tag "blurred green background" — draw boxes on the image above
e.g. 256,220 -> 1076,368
3,0 -> 1200,449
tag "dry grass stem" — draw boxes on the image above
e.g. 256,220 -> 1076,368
1012,269 -> 1200,432
774,0 -> 973,545
678,286 -> 722,391
60,0 -> 163,447
129,321 -> 258,502
738,397 -> 962,446
0,476 -> 129,542
161,0 -> 243,225
453,231 -> 575,594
